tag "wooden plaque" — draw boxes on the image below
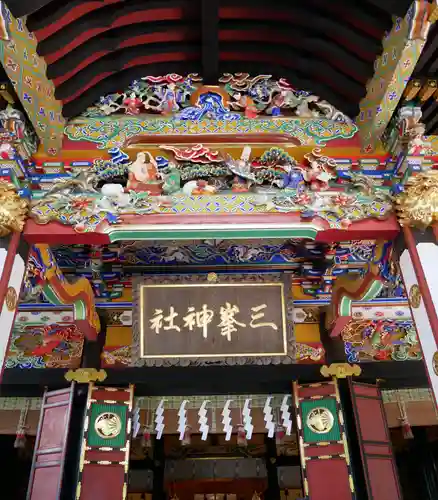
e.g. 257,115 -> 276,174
132,273 -> 295,366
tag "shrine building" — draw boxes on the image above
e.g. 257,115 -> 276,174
2,0 -> 438,499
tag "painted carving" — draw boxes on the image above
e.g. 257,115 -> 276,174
81,73 -> 352,123
386,105 -> 431,158
0,104 -> 38,158
342,319 -> 421,362
83,73 -> 200,117
6,319 -> 84,369
126,151 -> 162,195
176,87 -> 241,121
302,148 -> 337,191
396,171 -> 438,228
0,180 -> 29,236
26,245 -> 100,339
28,133 -> 394,240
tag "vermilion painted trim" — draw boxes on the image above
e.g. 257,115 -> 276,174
34,0 -> 122,41
61,52 -> 199,104
126,133 -> 300,146
44,8 -> 187,64
218,7 -> 374,61
403,225 -> 438,345
219,30 -> 363,83
23,214 -> 400,245
52,29 -> 198,86
0,231 -> 20,311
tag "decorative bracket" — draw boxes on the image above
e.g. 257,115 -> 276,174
326,264 -> 384,337
65,368 -> 107,383
29,244 -> 100,339
320,363 -> 362,379
356,0 -> 432,152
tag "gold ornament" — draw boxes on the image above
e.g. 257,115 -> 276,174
409,284 -> 422,309
0,181 -> 28,236
207,272 -> 218,283
94,412 -> 122,439
306,407 -> 334,434
5,286 -> 17,311
320,363 -> 362,379
396,171 -> 438,228
64,368 -> 107,383
433,351 -> 438,376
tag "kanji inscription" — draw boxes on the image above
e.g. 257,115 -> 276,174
139,282 -> 288,359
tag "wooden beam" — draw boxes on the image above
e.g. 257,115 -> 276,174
201,0 -> 219,84
0,5 -> 65,155
0,362 -> 428,396
404,78 -> 422,100
418,79 -> 437,101
357,0 -> 432,152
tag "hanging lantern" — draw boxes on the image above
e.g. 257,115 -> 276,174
140,426 -> 152,449
182,425 -> 192,446
237,424 -> 247,447
275,424 -> 286,446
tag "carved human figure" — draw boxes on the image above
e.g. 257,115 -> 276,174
127,152 -> 159,192
0,142 -> 14,159
123,92 -> 142,115
233,93 -> 258,118
160,83 -> 179,114
302,159 -> 332,190
407,124 -> 429,156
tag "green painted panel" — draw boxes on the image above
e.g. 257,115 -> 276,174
109,227 -> 318,242
301,398 -> 340,443
88,403 -> 127,448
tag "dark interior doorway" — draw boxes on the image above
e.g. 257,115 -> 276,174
0,434 -> 34,499
392,426 -> 438,500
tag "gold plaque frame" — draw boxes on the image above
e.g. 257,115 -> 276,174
132,273 -> 295,367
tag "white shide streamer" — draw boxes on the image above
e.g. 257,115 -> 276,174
222,399 -> 233,441
177,399 -> 189,441
243,398 -> 253,439
155,399 -> 166,439
263,396 -> 275,438
198,400 -> 210,441
281,395 -> 292,435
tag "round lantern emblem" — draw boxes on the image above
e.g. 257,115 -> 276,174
94,412 -> 122,439
5,286 -> 17,311
306,407 -> 334,434
409,284 -> 421,309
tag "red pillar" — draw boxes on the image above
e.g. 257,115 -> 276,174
0,231 -> 28,381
